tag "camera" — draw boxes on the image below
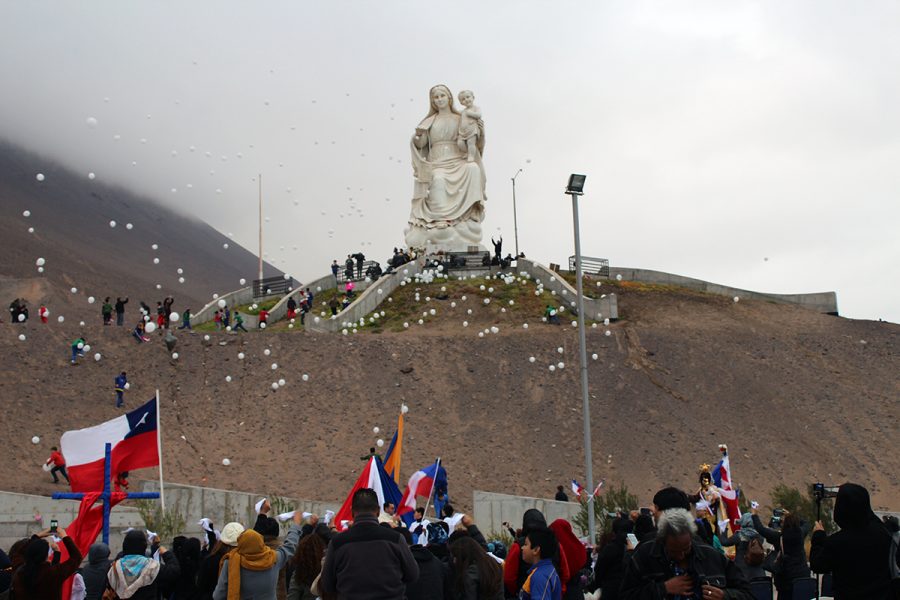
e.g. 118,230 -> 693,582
768,508 -> 784,529
813,483 -> 839,501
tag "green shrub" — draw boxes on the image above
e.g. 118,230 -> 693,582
135,500 -> 187,544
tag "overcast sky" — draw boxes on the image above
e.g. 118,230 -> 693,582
1,1 -> 897,322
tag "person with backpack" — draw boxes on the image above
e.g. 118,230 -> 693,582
810,482 -> 896,599
718,512 -> 766,581
10,526 -> 82,600
102,298 -> 114,325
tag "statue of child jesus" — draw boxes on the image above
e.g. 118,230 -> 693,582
457,89 -> 482,163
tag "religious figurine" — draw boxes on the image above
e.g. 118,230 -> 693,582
405,84 -> 486,252
456,90 -> 482,163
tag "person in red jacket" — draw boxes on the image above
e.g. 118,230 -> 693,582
39,305 -> 49,323
258,309 -> 269,328
46,447 -> 69,484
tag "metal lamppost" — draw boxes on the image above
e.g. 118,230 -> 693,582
511,168 -> 524,257
566,173 -> 596,541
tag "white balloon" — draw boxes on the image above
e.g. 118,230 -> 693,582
57,316 -> 64,323
125,223 -> 133,230
549,365 -> 556,372
278,378 -> 286,387
170,312 -> 180,322
17,334 -> 26,341
153,258 -> 160,264
373,426 -> 380,434
17,313 -> 25,322
264,349 -> 271,356
31,436 -> 40,444
733,296 -> 740,303
239,278 -> 246,285
87,296 -> 96,304
222,458 -> 231,466
35,257 -> 45,266
151,243 -> 158,250
558,362 -> 565,369
171,352 -> 179,359
571,321 -> 578,327
376,438 -> 385,447
36,173 -> 45,182
203,334 -> 210,341
259,322 -> 266,329
109,220 -> 116,228
178,277 -> 185,284
94,353 -> 102,361
23,210 -> 31,217
271,382 -> 279,390
302,373 -> 309,381
605,330 -> 612,337
144,321 -> 157,333
238,352 -> 245,360
225,375 -> 232,382
37,266 -> 44,273
592,353 -> 599,360
86,116 -> 98,127
124,382 -> 130,389
223,243 -> 229,249
177,268 -> 184,274
88,172 -> 96,180
217,299 -> 227,308
401,404 -> 409,414
271,363 -> 278,370
529,356 -> 536,363
557,347 -> 564,354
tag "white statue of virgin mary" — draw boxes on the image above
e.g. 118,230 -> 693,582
404,84 -> 486,251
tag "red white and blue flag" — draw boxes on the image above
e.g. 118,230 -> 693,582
60,398 -> 160,492
712,448 -> 742,530
571,479 -> 585,497
397,461 -> 445,519
333,456 -> 404,531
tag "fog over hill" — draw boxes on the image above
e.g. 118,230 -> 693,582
0,140 -> 283,322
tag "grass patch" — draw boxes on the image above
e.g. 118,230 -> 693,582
235,297 -> 281,316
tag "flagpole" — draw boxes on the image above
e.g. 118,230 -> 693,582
156,389 -> 166,512
421,457 -> 441,518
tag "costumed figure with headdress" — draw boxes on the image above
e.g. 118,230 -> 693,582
690,445 -> 742,558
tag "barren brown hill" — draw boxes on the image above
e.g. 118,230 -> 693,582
2,274 -> 897,512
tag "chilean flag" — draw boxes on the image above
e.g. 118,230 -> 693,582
397,461 -> 445,519
712,449 -> 742,530
60,398 -> 160,492
571,479 -> 585,497
333,457 -> 404,531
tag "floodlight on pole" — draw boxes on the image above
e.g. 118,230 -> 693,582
567,173 -> 595,541
511,168 -> 524,257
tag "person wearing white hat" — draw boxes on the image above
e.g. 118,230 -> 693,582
197,522 -> 244,598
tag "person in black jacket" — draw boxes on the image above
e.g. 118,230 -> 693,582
593,517 -> 632,600
115,297 -> 129,326
81,543 -> 112,600
320,489 -> 419,598
810,482 -> 895,599
407,527 -> 453,600
620,508 -> 753,600
751,509 -> 810,597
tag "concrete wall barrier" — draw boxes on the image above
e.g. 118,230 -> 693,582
140,481 -> 340,535
267,274 -> 337,325
192,286 -> 254,325
0,491 -> 145,554
518,259 -> 619,321
472,490 -> 583,537
609,267 -> 839,314
306,261 -> 423,333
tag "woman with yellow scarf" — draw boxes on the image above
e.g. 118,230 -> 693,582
213,512 -> 303,600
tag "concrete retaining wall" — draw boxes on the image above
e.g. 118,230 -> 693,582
609,267 -> 839,314
192,286 -> 254,325
518,259 -> 619,321
472,490 -> 583,537
140,481 -> 340,534
0,491 -> 145,554
306,261 -> 423,333
268,274 -> 337,324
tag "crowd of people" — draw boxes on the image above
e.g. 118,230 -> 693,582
1,481 -> 896,599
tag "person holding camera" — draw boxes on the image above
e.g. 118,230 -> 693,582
10,525 -> 82,600
749,506 -> 811,598
810,482 -> 895,599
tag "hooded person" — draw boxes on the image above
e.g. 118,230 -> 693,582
810,482 -> 895,599
717,512 -> 765,581
503,509 -> 547,597
592,517 -> 633,600
197,522 -> 244,600
108,529 -> 180,600
81,542 -> 113,600
213,512 -> 303,600
548,519 -> 586,600
171,536 -> 202,600
407,525 -> 453,600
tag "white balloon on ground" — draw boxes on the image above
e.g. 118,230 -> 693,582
57,316 -> 64,323
17,334 -> 26,341
302,373 -> 309,381
222,458 -> 231,466
225,375 -> 232,382
172,352 -> 179,360
94,353 -> 102,361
